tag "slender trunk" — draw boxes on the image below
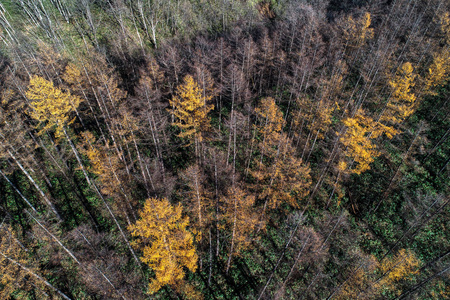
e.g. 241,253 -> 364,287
395,265 -> 450,300
374,124 -> 423,212
0,169 -> 38,214
91,182 -> 141,266
281,234 -> 311,290
6,149 -> 61,220
0,250 -> 72,300
62,128 -> 91,186
226,194 -> 237,274
26,211 -> 127,299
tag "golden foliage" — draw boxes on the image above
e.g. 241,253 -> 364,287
169,75 -> 214,144
293,97 -> 335,140
335,255 -> 380,300
379,249 -> 420,290
128,197 -> 198,294
382,62 -> 417,126
424,13 -> 450,95
339,109 -> 388,174
252,98 -> 311,208
78,131 -> 122,196
77,131 -> 137,224
425,49 -> 450,95
335,249 -> 421,299
257,1 -> 276,19
0,226 -> 43,299
437,11 -> 450,44
63,62 -> 85,87
26,75 -> 83,138
343,12 -> 374,48
255,97 -> 284,147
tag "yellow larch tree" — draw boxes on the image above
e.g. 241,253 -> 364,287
424,12 -> 450,95
381,62 -> 417,127
335,249 -> 421,299
26,75 -> 83,139
128,197 -> 198,295
424,49 -> 450,95
339,109 -> 388,175
379,249 -> 421,294
437,11 -> 450,45
169,75 -> 214,146
293,97 -> 335,142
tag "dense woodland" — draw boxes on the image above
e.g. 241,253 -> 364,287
0,0 -> 449,299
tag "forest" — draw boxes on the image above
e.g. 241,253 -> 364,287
0,0 -> 449,299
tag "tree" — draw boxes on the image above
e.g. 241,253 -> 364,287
379,248 -> 421,293
436,11 -> 450,44
423,13 -> 450,95
338,109 -> 389,175
26,75 -> 83,139
221,186 -> 258,272
78,131 -> 136,225
424,49 -> 450,95
0,225 -> 60,299
0,225 -> 38,298
0,83 -> 62,219
381,62 -> 417,127
128,197 -> 198,294
181,164 -> 213,232
334,255 -> 380,300
342,12 -> 374,48
169,74 -> 214,148
252,98 -> 311,210
254,97 -> 284,151
291,96 -> 336,160
252,136 -> 311,209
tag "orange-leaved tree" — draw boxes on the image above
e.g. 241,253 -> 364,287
26,75 -> 83,139
169,75 -> 214,148
128,197 -> 198,294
